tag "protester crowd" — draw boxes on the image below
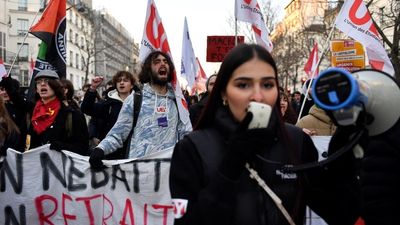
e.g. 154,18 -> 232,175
0,44 -> 399,225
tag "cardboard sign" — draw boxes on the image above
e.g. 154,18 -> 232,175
331,39 -> 365,71
0,145 -> 174,225
206,36 -> 244,62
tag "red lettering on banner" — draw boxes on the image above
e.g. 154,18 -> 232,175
35,195 -> 58,225
62,193 -> 76,224
76,194 -> 102,225
120,199 -> 135,225
103,194 -> 114,224
32,194 -> 173,224
348,0 -> 378,36
152,204 -> 174,225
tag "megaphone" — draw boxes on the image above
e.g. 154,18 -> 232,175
312,68 -> 400,136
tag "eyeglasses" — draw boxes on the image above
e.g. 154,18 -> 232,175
35,78 -> 50,85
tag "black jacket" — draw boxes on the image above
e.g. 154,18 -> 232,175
189,93 -> 209,126
360,119 -> 400,225
28,104 -> 89,156
81,90 -> 122,141
0,129 -> 21,156
170,107 -> 360,225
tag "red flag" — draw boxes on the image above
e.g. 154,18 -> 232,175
191,58 -> 207,95
304,43 -> 319,78
139,0 -> 190,124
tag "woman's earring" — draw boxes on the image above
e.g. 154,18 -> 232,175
222,99 -> 228,106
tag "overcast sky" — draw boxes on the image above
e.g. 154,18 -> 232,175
92,0 -> 289,76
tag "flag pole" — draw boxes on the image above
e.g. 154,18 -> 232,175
7,6 -> 43,78
235,18 -> 238,46
296,22 -> 336,122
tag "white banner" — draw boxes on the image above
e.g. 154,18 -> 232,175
334,0 -> 394,76
235,0 -> 273,52
0,145 -> 174,225
180,17 -> 198,91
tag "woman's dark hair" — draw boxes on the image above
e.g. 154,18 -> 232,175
35,78 -> 65,102
196,43 -> 282,129
0,96 -> 20,136
61,79 -> 80,110
280,92 -> 298,124
112,71 -> 136,87
60,79 -> 74,101
138,51 -> 175,84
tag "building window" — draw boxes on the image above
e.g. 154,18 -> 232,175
40,0 -> 48,12
81,56 -> 84,70
75,33 -> 78,44
17,43 -> 28,61
69,29 -> 73,42
69,51 -> 73,66
68,10 -> 72,22
17,19 -> 29,36
75,53 -> 79,69
80,37 -> 84,48
18,0 -> 28,11
20,70 -> 29,86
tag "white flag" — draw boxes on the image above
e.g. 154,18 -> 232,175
334,0 -> 394,76
0,58 -> 7,81
139,0 -> 190,124
235,0 -> 273,52
180,17 -> 198,90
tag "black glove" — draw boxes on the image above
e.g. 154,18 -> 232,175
50,141 -> 64,151
219,112 -> 272,180
89,147 -> 105,171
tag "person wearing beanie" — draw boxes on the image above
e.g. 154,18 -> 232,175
0,76 -> 29,152
26,70 -> 89,155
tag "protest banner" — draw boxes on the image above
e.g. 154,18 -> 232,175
0,145 -> 174,225
331,39 -> 365,72
206,35 -> 244,62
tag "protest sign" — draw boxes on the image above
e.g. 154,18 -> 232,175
206,36 -> 244,62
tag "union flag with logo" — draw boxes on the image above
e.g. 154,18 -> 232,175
139,0 -> 190,125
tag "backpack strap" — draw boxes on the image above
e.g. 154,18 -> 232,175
124,89 -> 143,158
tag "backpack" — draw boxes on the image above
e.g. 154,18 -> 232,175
103,89 -> 142,159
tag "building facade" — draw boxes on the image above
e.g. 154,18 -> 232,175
1,0 -> 138,91
92,9 -> 137,82
271,0 -> 331,92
